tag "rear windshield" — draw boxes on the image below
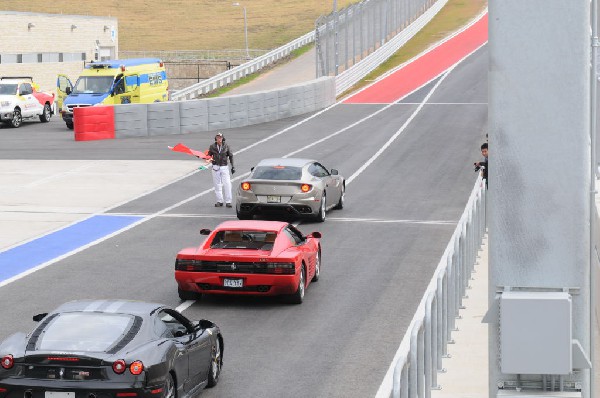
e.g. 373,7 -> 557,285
210,230 -> 277,250
0,84 -> 18,95
252,166 -> 302,180
38,312 -> 136,352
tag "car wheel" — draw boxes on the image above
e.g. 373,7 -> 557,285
207,338 -> 222,388
39,104 -> 52,123
66,121 -> 74,130
312,251 -> 321,282
164,373 -> 176,398
287,266 -> 305,304
334,185 -> 345,210
315,194 -> 326,222
10,108 -> 22,128
178,288 -> 200,301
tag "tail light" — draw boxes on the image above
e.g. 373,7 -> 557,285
1,354 -> 14,369
120,65 -> 126,72
300,184 -> 311,193
129,361 -> 144,375
176,259 -> 203,271
241,182 -> 251,191
159,61 -> 164,67
112,359 -> 126,374
265,262 -> 295,274
47,357 -> 79,362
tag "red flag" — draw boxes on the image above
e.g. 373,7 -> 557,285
168,143 -> 212,161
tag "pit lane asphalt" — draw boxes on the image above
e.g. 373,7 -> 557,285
0,46 -> 487,397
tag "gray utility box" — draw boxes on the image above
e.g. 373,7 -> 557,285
500,291 -> 571,375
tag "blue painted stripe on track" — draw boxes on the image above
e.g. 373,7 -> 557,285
0,215 -> 143,282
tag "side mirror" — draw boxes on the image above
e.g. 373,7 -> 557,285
310,232 -> 322,239
200,229 -> 211,235
65,87 -> 72,95
250,167 -> 255,172
33,313 -> 48,322
330,169 -> 339,175
198,319 -> 215,330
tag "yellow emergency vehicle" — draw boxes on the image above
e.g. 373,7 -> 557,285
57,58 -> 168,129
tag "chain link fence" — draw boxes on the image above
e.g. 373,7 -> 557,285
316,0 -> 435,77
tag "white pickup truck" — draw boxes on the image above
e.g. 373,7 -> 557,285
0,77 -> 55,128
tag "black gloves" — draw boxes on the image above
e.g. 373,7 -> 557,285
231,167 -> 236,175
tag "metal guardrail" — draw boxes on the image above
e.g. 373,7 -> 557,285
377,176 -> 486,398
335,0 -> 448,96
170,32 -> 315,101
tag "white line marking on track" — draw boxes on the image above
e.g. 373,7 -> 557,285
113,213 -> 456,225
346,67 -> 455,185
176,300 -> 195,313
327,217 -> 456,225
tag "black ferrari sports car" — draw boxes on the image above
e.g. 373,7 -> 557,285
0,300 -> 223,398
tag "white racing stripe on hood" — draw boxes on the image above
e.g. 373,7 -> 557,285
82,300 -> 107,312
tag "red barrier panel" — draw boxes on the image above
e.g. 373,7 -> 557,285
73,106 -> 115,141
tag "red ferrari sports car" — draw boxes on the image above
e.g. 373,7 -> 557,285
175,220 -> 322,304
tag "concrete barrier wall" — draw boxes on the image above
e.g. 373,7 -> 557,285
115,104 -> 148,138
179,101 -> 209,134
94,76 -> 334,140
147,102 -> 181,136
75,77 -> 335,140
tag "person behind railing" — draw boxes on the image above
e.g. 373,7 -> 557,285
474,142 -> 488,188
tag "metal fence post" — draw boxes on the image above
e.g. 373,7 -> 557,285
424,295 -> 433,397
409,325 -> 419,397
344,8 -> 349,70
417,326 -> 425,398
401,363 -> 409,398
351,6 -> 356,66
439,272 -> 449,358
393,361 -> 402,398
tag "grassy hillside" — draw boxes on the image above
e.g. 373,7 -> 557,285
0,0 -> 359,51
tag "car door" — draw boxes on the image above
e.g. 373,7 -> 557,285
19,83 -> 40,117
313,162 -> 338,208
112,74 -> 140,104
156,310 -> 190,390
56,74 -> 73,111
285,225 -> 317,280
163,309 -> 212,390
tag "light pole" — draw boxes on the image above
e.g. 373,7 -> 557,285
232,3 -> 249,59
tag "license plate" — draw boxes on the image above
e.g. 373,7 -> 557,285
45,393 -> 75,398
267,195 -> 281,203
223,278 -> 243,288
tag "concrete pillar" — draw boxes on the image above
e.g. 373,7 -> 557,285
488,1 -> 591,396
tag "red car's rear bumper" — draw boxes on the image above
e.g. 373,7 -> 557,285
175,271 -> 299,296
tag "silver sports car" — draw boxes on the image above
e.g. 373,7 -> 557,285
235,158 -> 345,222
